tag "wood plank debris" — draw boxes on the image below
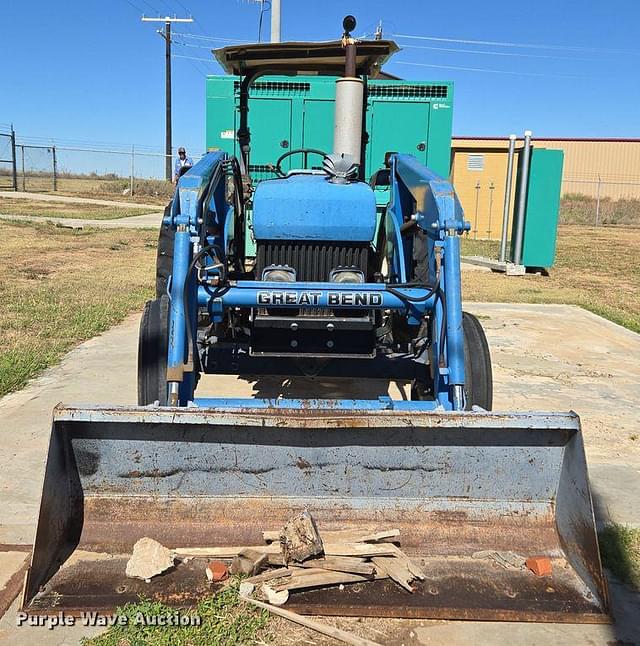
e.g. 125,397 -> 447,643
241,595 -> 382,646
272,569 -> 387,593
298,556 -> 375,576
174,517 -> 421,606
371,556 -> 414,592
263,527 -> 400,544
174,542 -> 396,559
358,529 -> 400,543
230,547 -> 268,576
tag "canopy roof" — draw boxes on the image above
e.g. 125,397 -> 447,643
214,40 -> 399,78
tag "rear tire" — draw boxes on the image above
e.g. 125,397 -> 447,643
462,311 -> 493,410
138,295 -> 169,405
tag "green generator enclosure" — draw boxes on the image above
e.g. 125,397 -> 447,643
206,76 -> 453,180
515,148 -> 564,268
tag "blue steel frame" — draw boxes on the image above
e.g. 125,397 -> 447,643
163,151 -> 470,411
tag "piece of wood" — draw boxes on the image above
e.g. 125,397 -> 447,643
241,596 -> 381,646
389,545 -> 425,580
297,556 -> 375,576
371,556 -> 414,593
173,545 -> 279,558
230,548 -> 268,576
267,553 -> 286,566
357,529 -> 400,543
324,543 -> 397,558
174,542 -> 395,559
264,528 -> 400,544
280,511 -> 324,563
273,569 -> 388,592
245,566 -> 296,585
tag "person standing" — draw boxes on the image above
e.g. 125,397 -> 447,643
173,147 -> 193,183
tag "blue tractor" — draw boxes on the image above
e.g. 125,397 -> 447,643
139,33 -> 490,413
24,18 -> 608,624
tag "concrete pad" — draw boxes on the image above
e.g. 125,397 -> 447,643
0,302 -> 638,644
0,552 -> 28,592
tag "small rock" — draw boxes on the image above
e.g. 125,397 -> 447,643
125,538 -> 175,581
205,560 -> 229,582
263,584 -> 289,606
239,581 -> 255,597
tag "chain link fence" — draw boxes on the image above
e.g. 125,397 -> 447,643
562,176 -> 640,226
1,127 -> 204,203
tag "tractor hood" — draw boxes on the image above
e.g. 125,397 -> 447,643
252,174 -> 377,242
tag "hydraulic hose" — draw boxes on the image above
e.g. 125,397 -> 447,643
183,245 -> 227,370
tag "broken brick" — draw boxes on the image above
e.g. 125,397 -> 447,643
206,560 -> 229,582
525,556 -> 553,577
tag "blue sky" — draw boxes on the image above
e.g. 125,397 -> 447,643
2,0 -> 639,154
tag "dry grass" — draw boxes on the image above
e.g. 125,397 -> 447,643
461,225 -> 640,333
0,197 -> 158,220
17,175 -> 171,204
561,194 -> 640,226
0,221 -> 156,397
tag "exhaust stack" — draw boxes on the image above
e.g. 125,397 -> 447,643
333,16 -> 363,165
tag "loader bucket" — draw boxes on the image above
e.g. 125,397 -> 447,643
23,404 -> 609,623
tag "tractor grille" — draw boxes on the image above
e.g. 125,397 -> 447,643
256,241 -> 370,282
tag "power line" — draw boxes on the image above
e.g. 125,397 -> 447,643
121,0 -> 146,14
391,33 -> 640,55
398,42 -> 599,62
395,60 -> 582,79
173,54 -> 214,64
171,31 -> 249,43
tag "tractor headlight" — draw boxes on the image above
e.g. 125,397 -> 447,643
329,268 -> 365,283
262,264 -> 296,282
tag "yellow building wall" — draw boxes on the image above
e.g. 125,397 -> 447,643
450,137 -> 640,239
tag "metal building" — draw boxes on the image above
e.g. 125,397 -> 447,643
451,136 -> 640,238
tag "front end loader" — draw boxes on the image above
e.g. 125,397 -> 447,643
23,18 -> 609,623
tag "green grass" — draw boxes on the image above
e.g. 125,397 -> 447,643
598,524 -> 640,590
0,221 -> 156,397
81,580 -> 271,646
0,197 -> 158,220
461,225 -> 640,333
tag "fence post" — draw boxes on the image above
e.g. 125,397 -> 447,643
20,145 -> 26,192
130,145 -> 135,196
595,175 -> 602,226
52,146 -> 57,192
10,125 -> 18,191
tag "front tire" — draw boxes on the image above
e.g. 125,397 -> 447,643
462,311 -> 493,410
137,295 -> 169,405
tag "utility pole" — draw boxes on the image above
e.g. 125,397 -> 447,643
142,15 -> 193,181
271,0 -> 281,42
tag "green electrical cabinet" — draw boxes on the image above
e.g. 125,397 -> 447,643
206,76 -> 453,180
519,148 -> 565,268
